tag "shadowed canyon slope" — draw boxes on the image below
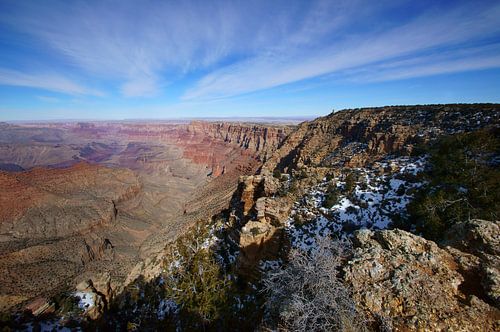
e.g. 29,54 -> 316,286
0,120 -> 291,311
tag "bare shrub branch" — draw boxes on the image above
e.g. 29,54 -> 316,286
262,237 -> 368,332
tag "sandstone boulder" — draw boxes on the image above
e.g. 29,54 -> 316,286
442,219 -> 500,307
238,174 -> 280,217
345,229 -> 500,331
238,220 -> 283,279
443,219 -> 500,256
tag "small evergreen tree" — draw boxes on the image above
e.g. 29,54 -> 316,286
322,183 -> 340,208
344,173 -> 356,194
164,223 -> 233,329
407,128 -> 500,240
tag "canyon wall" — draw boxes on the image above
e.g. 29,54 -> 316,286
266,104 -> 499,171
0,163 -> 141,311
0,120 -> 293,313
236,104 -> 500,274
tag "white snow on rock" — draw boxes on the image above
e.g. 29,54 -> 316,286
286,156 -> 427,251
24,320 -> 79,332
74,291 -> 95,310
157,299 -> 178,320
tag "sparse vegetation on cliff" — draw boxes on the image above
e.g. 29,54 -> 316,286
407,128 -> 500,240
163,223 -> 233,330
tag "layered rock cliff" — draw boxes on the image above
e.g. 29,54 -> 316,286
172,121 -> 291,177
186,121 -> 289,159
228,104 -> 500,330
265,104 -> 499,171
236,104 -> 500,273
0,163 -> 141,311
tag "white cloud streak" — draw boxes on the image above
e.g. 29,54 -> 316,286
1,0 -> 306,96
0,68 -> 103,96
345,44 -> 500,82
184,1 -> 500,99
1,0 -> 499,99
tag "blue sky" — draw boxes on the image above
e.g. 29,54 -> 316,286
0,0 -> 499,120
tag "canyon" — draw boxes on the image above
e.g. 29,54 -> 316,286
0,104 -> 499,331
0,120 -> 291,312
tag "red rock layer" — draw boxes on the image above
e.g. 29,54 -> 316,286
67,121 -> 291,178
0,162 -> 140,237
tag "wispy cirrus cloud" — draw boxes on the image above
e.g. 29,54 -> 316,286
0,0 -> 499,103
183,1 -> 500,100
36,95 -> 60,103
345,44 -> 500,83
0,0 -> 397,98
1,0 -> 310,97
0,68 -> 103,96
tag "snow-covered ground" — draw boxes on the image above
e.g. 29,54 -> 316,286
285,156 -> 427,251
157,299 -> 178,320
74,291 -> 95,310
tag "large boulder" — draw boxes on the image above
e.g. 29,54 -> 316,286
442,219 -> 500,307
344,229 -> 500,331
238,175 -> 281,215
238,220 -> 284,279
442,219 -> 500,256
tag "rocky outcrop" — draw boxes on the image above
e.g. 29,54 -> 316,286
75,273 -> 115,319
443,219 -> 499,257
236,174 -> 289,277
239,220 -> 283,278
265,104 -> 500,171
238,174 -> 281,217
443,219 -> 500,307
224,105 -> 500,329
344,229 -> 500,331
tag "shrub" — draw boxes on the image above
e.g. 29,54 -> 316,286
346,206 -> 358,214
288,180 -> 299,195
292,213 -> 304,226
407,128 -> 500,240
322,184 -> 340,208
52,292 -> 81,314
294,169 -> 308,180
344,173 -> 356,194
262,237 -> 367,331
396,184 -> 406,196
163,223 -> 233,329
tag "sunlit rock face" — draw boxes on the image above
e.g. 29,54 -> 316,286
344,229 -> 499,331
234,104 -> 500,276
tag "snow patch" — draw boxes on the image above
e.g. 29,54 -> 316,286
285,156 -> 427,250
74,291 -> 94,310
